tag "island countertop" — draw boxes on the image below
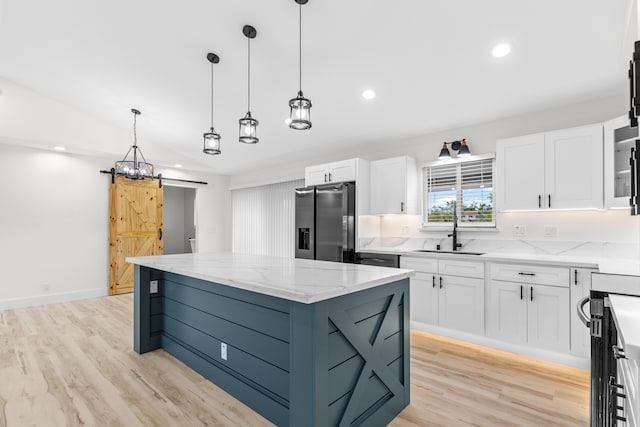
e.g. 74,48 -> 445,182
126,252 -> 413,304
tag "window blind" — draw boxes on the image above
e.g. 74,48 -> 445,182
231,179 -> 304,257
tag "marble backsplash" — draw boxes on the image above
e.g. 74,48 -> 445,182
359,236 -> 640,260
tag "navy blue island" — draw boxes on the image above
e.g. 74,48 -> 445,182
127,252 -> 413,426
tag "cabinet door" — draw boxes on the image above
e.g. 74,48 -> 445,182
438,275 -> 484,335
486,280 -> 527,345
305,164 -> 329,186
570,268 -> 595,358
409,272 -> 438,325
496,134 -> 545,211
328,159 -> 357,183
370,157 -> 416,214
544,124 -> 603,209
527,284 -> 570,353
604,115 -> 637,209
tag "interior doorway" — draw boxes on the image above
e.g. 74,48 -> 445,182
163,185 -> 197,254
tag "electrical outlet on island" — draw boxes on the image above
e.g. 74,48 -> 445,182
221,342 -> 228,360
513,225 -> 526,237
150,280 -> 158,294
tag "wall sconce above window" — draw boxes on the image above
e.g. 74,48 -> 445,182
438,138 -> 471,159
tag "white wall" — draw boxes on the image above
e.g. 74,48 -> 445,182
0,144 -> 230,309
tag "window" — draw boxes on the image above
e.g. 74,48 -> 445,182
422,155 -> 495,227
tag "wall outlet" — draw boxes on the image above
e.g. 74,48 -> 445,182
544,225 -> 558,237
513,225 -> 526,237
41,283 -> 50,292
221,342 -> 228,360
401,225 -> 409,235
150,280 -> 158,294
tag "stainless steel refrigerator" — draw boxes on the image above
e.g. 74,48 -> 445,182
294,181 -> 356,263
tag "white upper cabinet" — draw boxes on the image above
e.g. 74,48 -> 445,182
604,115 -> 638,209
496,124 -> 603,211
305,158 -> 363,186
370,156 -> 417,214
545,124 -> 603,209
497,133 -> 545,211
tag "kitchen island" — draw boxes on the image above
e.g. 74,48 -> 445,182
127,252 -> 413,427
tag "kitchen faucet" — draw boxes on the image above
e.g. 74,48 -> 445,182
448,201 -> 463,251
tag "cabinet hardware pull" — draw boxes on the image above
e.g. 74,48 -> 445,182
548,194 -> 551,208
538,195 -> 542,208
574,269 -> 578,285
324,173 -> 327,182
432,275 -> 436,288
401,201 -> 404,212
520,285 -> 523,300
518,272 -> 536,276
439,277 -> 443,289
530,286 -> 533,301
159,228 -> 163,240
328,172 -> 332,181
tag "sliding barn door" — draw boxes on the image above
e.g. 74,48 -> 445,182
109,176 -> 163,295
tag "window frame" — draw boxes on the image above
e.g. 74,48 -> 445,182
421,153 -> 496,229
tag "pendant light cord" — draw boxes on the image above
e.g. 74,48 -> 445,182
298,2 -> 302,92
210,61 -> 214,128
298,3 -> 302,92
132,112 -> 137,148
248,37 -> 251,112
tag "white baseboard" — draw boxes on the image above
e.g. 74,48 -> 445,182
411,321 -> 590,370
0,287 -> 109,311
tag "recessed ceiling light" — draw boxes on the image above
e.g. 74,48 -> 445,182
492,44 -> 511,58
175,164 -> 183,168
362,89 -> 376,100
54,146 -> 66,151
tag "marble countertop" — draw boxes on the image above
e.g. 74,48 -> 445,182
359,247 -> 640,273
126,252 -> 413,304
609,294 -> 640,361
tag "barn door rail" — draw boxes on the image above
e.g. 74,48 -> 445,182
100,169 -> 208,186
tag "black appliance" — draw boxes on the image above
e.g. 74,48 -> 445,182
354,252 -> 400,268
629,40 -> 640,215
295,181 -> 356,263
578,292 -> 627,426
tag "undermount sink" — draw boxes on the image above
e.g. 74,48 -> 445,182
412,249 -> 485,256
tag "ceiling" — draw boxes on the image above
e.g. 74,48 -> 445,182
0,0 -> 633,175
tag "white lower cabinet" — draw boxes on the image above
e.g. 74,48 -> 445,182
402,256 -> 484,335
438,274 -> 484,335
487,263 -> 570,353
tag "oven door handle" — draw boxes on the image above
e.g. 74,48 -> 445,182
576,295 -> 590,328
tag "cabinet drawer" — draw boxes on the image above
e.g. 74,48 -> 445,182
438,259 -> 485,279
400,256 -> 438,273
489,263 -> 569,287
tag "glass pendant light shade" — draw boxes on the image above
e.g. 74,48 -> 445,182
203,127 -> 221,154
203,52 -> 222,155
438,142 -> 451,158
239,112 -> 259,144
458,138 -> 471,156
289,91 -> 312,130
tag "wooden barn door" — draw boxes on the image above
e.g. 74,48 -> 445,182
109,176 -> 163,295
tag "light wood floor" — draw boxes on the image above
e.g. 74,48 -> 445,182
0,294 -> 589,426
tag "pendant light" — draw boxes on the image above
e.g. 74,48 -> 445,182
203,52 -> 222,155
288,0 -> 312,130
438,142 -> 451,159
114,108 -> 154,179
458,138 -> 471,156
239,25 -> 259,144
438,139 -> 472,159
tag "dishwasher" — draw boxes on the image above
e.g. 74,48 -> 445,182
354,252 -> 400,268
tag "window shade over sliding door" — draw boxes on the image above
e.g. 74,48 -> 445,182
231,179 -> 304,257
